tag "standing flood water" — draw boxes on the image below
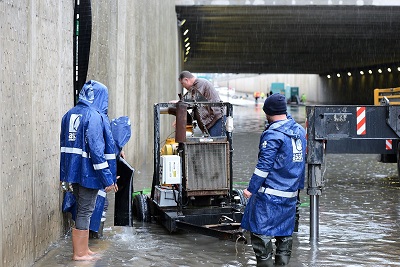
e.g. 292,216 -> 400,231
34,102 -> 400,267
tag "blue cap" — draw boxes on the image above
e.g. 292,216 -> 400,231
263,93 -> 287,115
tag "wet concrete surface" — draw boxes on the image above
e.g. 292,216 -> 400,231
33,101 -> 400,266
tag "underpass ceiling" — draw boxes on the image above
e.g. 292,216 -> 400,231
175,5 -> 400,74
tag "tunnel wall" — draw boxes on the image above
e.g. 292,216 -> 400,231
0,0 -> 179,266
215,74 -> 321,103
215,68 -> 400,105
0,1 -> 73,266
318,67 -> 400,105
87,0 -> 180,190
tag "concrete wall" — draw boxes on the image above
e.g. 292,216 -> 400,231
0,0 -> 179,266
215,74 -> 321,103
88,0 -> 180,190
1,1 -> 73,266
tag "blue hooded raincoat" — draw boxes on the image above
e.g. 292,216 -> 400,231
60,80 -> 117,189
111,116 -> 131,158
241,118 -> 306,236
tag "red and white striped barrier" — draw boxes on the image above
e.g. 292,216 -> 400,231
386,139 -> 392,150
356,107 -> 366,135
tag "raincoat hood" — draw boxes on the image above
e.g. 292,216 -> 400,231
78,80 -> 109,114
268,118 -> 301,140
111,116 -> 132,157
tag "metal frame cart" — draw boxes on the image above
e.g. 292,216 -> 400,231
132,101 -> 247,243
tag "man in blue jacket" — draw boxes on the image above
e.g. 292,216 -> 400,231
60,80 -> 118,261
241,93 -> 306,266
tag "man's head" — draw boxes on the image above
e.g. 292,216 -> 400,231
263,93 -> 287,122
178,71 -> 195,89
79,80 -> 109,114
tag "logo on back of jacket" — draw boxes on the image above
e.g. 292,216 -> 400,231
292,138 -> 303,162
68,114 -> 82,141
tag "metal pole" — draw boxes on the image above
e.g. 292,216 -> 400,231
310,195 -> 319,241
306,106 -> 324,242
226,103 -> 234,194
151,103 -> 161,199
308,164 -> 322,242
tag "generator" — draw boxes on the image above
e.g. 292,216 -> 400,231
132,101 -> 247,242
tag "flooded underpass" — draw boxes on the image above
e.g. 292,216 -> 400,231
34,102 -> 400,267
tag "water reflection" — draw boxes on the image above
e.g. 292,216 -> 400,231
232,104 -> 306,134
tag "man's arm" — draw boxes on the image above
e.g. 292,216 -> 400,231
86,114 -> 116,190
246,132 -> 281,195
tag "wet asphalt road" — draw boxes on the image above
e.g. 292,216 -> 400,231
33,101 -> 400,267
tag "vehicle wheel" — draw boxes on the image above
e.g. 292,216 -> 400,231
232,189 -> 248,206
132,194 -> 151,222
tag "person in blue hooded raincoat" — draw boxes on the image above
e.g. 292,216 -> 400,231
60,80 -> 118,261
241,93 -> 306,267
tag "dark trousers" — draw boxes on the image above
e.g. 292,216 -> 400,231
72,183 -> 98,230
208,116 -> 226,136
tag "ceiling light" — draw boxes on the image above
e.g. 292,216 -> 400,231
186,46 -> 190,51
398,67 -> 400,71
327,75 -> 331,79
378,69 -> 382,73
387,68 -> 392,72
360,71 -> 364,75
368,70 -> 372,74
183,29 -> 189,35
337,73 -> 341,78
184,37 -> 189,42
185,42 -> 190,47
184,57 -> 188,62
185,51 -> 189,55
347,72 -> 351,76
180,19 -> 186,26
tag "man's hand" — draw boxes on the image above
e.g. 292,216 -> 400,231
243,188 -> 252,198
105,183 -> 118,193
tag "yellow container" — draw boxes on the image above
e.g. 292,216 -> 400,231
161,138 -> 178,155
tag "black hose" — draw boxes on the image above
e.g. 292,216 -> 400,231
73,0 -> 92,104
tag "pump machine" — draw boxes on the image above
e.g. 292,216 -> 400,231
132,100 -> 247,242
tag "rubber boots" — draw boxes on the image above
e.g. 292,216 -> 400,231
250,233 -> 274,267
72,228 -> 95,261
275,236 -> 293,265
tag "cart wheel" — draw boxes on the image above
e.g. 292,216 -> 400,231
132,194 -> 151,222
232,189 -> 248,206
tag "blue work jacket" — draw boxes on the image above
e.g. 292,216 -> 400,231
241,118 -> 306,236
60,80 -> 117,189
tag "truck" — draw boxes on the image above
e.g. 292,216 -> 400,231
306,87 -> 400,241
